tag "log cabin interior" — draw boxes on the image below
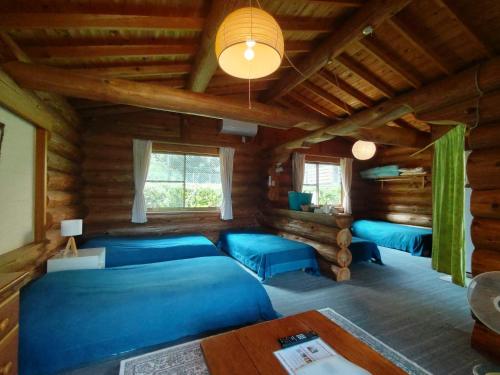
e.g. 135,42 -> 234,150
0,0 -> 499,374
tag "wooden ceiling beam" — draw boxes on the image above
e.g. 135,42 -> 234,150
0,13 -> 205,31
0,32 -> 80,127
316,69 -> 374,107
434,0 -> 494,58
305,0 -> 364,6
3,62 -> 331,131
271,56 -> 500,152
22,40 -> 312,60
70,63 -> 191,79
287,91 -> 340,119
358,38 -> 422,88
392,118 -> 419,131
300,81 -> 355,115
0,12 -> 345,33
187,0 -> 243,93
206,80 -> 273,96
336,54 -> 396,98
260,0 -> 411,101
387,16 -> 453,75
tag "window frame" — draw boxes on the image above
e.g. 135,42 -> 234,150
303,160 -> 343,208
145,148 -> 222,213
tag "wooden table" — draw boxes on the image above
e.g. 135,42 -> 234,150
201,310 -> 406,375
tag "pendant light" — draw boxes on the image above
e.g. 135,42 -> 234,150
352,140 -> 377,160
215,6 -> 284,79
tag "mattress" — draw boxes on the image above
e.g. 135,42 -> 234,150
20,257 -> 277,375
352,220 -> 432,256
350,236 -> 383,264
81,234 -> 219,267
218,229 -> 320,279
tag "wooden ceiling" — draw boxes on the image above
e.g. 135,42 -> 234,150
0,0 -> 499,142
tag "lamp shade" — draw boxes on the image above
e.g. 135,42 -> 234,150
61,219 -> 82,237
352,140 -> 377,160
215,7 -> 284,79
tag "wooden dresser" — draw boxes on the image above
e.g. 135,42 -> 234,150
0,273 -> 29,375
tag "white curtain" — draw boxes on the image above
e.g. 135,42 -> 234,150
131,139 -> 152,223
219,147 -> 235,220
292,152 -> 305,192
340,157 -> 353,214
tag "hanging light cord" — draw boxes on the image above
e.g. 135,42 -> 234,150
248,0 -> 253,109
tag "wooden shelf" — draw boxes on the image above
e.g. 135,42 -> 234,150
373,173 -> 427,189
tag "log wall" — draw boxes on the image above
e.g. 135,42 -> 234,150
81,113 -> 264,242
467,121 -> 500,358
46,115 -> 85,252
351,146 -> 433,228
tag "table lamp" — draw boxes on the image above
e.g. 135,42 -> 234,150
61,219 -> 82,256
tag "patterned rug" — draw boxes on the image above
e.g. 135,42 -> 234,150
119,308 -> 431,375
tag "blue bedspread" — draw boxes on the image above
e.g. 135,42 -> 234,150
350,236 -> 383,264
352,220 -> 432,256
81,234 -> 219,267
218,229 -> 319,279
20,257 -> 277,375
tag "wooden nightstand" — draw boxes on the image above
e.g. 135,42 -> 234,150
0,272 -> 29,375
47,248 -> 106,273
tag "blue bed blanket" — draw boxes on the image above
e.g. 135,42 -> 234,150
350,236 -> 383,264
81,234 -> 219,267
20,257 -> 277,375
352,220 -> 432,256
218,229 -> 319,279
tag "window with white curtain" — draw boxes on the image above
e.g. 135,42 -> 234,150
145,152 -> 222,211
302,162 -> 342,206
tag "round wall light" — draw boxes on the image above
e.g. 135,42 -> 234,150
352,140 -> 377,160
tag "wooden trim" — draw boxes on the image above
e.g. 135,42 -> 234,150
0,242 -> 48,280
305,155 -> 341,164
34,127 -> 47,242
152,142 -> 219,156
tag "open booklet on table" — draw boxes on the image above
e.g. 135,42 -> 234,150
274,338 -> 372,375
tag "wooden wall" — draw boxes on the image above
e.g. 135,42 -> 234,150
351,146 -> 433,228
81,111 -> 264,242
45,109 -> 85,252
467,121 -> 500,357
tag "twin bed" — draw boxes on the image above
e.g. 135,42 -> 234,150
20,230 -> 318,375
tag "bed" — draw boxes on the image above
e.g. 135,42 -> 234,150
81,233 -> 219,267
218,229 -> 320,279
20,256 -> 277,375
352,219 -> 432,256
350,236 -> 383,264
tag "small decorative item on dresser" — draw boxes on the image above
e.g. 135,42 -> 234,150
61,219 -> 83,256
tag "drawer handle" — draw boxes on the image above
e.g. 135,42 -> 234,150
1,362 -> 12,375
0,318 -> 9,332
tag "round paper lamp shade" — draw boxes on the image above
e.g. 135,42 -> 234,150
61,219 -> 83,237
215,7 -> 284,79
352,140 -> 377,160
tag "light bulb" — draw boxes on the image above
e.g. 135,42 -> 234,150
244,47 -> 255,61
246,39 -> 256,48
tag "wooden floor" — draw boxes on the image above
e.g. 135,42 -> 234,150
62,247 -> 496,375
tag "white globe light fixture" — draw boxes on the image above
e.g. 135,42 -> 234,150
215,7 -> 284,79
352,140 -> 377,160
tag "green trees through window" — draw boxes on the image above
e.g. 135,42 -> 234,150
145,153 -> 222,210
303,162 -> 342,206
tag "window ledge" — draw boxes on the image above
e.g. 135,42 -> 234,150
148,208 -> 220,216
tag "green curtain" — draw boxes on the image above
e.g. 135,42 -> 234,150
432,124 -> 466,286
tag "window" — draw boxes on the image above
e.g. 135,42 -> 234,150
145,152 -> 222,210
302,162 -> 342,206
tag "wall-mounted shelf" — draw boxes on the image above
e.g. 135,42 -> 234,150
374,173 -> 427,189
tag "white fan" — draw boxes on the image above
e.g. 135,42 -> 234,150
468,271 -> 500,375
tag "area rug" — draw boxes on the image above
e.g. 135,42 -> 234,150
119,308 -> 431,375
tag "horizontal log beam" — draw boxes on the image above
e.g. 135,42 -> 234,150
3,62 -> 330,130
272,56 -> 500,153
